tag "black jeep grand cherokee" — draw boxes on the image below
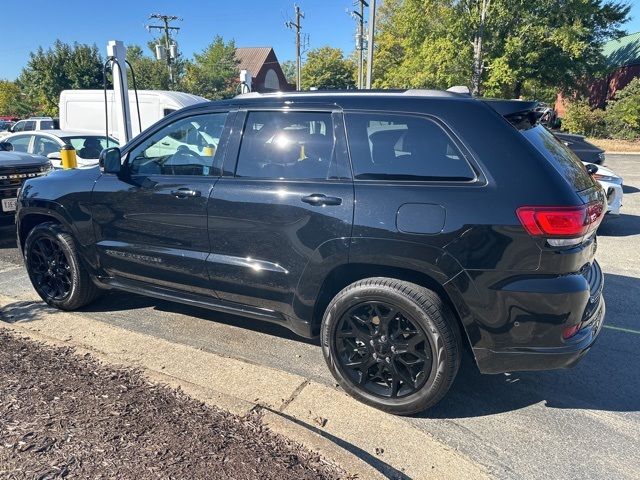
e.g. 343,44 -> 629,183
16,91 -> 606,414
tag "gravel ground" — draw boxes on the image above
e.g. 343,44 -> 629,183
0,330 -> 346,480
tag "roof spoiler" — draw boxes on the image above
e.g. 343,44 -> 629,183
483,99 -> 541,129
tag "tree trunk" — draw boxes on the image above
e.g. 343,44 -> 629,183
514,80 -> 523,99
471,0 -> 490,96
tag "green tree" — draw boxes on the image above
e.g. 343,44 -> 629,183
372,0 -> 630,97
300,47 -> 356,90
562,98 -> 606,137
0,80 -> 35,117
182,36 -> 239,100
281,60 -> 297,86
18,40 -> 103,115
125,45 -> 171,90
604,77 -> 640,140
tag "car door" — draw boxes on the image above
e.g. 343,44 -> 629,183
206,108 -> 354,317
91,109 -> 234,296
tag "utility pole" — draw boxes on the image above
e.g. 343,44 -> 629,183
147,14 -> 181,86
365,0 -> 376,89
349,1 -> 368,89
286,5 -> 304,91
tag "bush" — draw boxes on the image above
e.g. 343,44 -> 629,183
562,99 -> 606,137
604,78 -> 640,141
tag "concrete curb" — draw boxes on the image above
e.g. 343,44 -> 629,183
604,151 -> 640,155
0,294 -> 489,480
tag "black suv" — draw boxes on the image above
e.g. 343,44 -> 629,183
16,91 -> 606,414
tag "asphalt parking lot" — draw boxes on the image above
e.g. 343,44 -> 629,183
1,153 -> 638,479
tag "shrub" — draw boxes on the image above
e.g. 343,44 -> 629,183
561,99 -> 606,137
604,78 -> 640,141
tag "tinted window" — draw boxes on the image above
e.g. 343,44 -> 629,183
12,121 -> 25,132
522,125 -> 595,192
33,136 -> 60,156
236,111 -> 337,180
345,113 -> 474,181
8,135 -> 32,153
23,121 -> 36,131
128,112 -> 228,176
39,120 -> 57,130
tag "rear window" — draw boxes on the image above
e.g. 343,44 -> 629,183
345,113 -> 475,181
521,125 -> 595,192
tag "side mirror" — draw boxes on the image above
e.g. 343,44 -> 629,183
47,152 -> 61,160
585,163 -> 598,176
0,141 -> 13,152
99,147 -> 122,174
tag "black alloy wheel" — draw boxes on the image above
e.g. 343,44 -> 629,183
27,236 -> 72,301
335,301 -> 432,398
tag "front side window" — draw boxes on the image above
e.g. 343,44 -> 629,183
12,121 -> 25,133
128,112 -> 228,176
33,136 -> 60,156
345,113 -> 475,181
7,135 -> 32,153
236,111 -> 337,180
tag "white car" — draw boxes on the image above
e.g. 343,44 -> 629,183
1,130 -> 117,169
584,162 -> 623,216
0,117 -> 59,139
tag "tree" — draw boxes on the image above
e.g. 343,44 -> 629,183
0,80 -> 35,117
604,77 -> 640,140
281,60 -> 297,86
300,47 -> 356,90
182,36 -> 239,100
18,40 -> 103,115
125,45 -> 171,90
372,0 -> 630,97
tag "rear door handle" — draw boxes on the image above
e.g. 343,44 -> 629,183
301,193 -> 342,206
171,188 -> 201,198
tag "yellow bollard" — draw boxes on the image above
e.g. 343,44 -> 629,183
60,145 -> 78,169
203,144 -> 216,157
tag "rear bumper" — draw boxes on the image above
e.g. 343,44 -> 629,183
471,260 -> 605,374
475,295 -> 605,373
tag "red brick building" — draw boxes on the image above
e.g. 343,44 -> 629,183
556,31 -> 640,116
235,47 -> 293,93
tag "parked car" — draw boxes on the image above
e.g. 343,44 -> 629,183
588,163 -> 623,216
0,145 -> 51,223
0,120 -> 15,132
2,130 -> 117,169
59,89 -> 207,139
0,117 -> 60,139
553,131 -> 605,165
16,90 -> 606,414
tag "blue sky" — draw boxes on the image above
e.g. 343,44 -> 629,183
1,0 -> 640,81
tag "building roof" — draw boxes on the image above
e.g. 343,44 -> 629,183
235,47 -> 274,77
603,31 -> 640,68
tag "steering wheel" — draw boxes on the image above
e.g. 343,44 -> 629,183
175,145 -> 202,159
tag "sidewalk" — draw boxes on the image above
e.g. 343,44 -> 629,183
0,292 -> 489,480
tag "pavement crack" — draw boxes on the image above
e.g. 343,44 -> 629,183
278,379 -> 310,413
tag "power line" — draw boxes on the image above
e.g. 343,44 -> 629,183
147,14 -> 181,87
285,4 -> 305,91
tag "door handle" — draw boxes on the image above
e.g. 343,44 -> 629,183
301,193 -> 342,206
171,188 -> 201,198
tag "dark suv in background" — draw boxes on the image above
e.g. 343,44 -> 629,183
16,91 -> 606,414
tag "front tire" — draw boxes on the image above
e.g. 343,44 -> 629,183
24,222 -> 100,310
321,278 -> 462,415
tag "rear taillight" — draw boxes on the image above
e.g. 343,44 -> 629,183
563,324 -> 581,340
516,201 -> 604,244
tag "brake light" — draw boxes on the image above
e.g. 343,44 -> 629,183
516,201 -> 604,238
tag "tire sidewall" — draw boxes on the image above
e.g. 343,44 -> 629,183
24,223 -> 83,309
321,282 -> 454,414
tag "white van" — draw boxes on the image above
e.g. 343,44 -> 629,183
59,90 -> 208,140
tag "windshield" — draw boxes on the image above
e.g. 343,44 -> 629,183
62,136 -> 118,159
521,125 -> 596,192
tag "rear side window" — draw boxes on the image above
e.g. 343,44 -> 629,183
23,121 -> 36,131
522,125 -> 595,192
40,120 -> 55,130
345,113 -> 475,181
236,111 -> 340,180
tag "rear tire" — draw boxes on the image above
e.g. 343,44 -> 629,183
24,222 -> 100,310
321,277 -> 462,415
